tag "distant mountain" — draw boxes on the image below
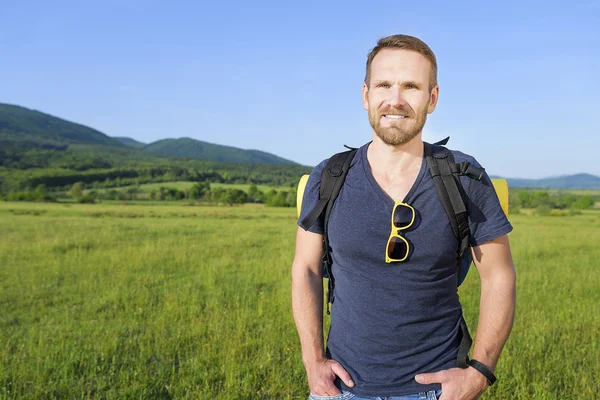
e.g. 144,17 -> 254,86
0,103 -> 299,166
0,103 -> 124,147
494,173 -> 600,190
115,136 -> 146,149
141,137 -> 298,165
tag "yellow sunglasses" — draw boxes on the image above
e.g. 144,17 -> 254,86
385,201 -> 416,263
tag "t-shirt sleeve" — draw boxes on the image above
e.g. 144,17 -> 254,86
462,157 -> 513,246
297,159 -> 329,235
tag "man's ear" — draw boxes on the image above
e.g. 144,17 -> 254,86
362,82 -> 369,110
428,85 -> 439,114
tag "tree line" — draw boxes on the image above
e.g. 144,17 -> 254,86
3,180 -> 597,212
0,164 -> 310,196
3,182 -> 298,208
508,189 -> 596,215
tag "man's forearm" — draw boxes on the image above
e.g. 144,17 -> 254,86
472,265 -> 516,371
292,265 -> 326,366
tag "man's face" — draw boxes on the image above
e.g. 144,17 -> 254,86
362,49 -> 439,146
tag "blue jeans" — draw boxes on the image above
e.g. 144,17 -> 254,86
309,389 -> 442,400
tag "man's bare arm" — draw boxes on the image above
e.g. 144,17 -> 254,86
291,227 -> 326,365
470,234 -> 517,372
291,227 -> 354,396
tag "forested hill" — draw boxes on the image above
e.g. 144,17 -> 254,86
0,103 -> 312,193
115,137 -> 146,149
0,103 -> 298,165
141,138 -> 298,165
0,103 -> 125,147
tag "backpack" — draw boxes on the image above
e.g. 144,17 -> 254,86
296,137 -> 509,369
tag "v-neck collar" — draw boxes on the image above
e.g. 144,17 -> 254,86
361,141 -> 427,208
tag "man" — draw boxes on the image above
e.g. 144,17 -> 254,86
291,34 -> 516,400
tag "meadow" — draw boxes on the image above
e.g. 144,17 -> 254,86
0,201 -> 598,399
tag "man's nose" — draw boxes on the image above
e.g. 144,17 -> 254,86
388,86 -> 407,108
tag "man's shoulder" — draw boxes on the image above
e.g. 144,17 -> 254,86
441,147 -> 490,195
447,148 -> 482,169
308,144 -> 366,178
309,158 -> 330,178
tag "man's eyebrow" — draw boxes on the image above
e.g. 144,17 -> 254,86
403,81 -> 421,88
371,79 -> 422,88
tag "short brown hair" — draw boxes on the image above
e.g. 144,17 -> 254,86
365,34 -> 438,90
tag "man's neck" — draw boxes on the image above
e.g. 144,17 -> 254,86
367,132 -> 424,179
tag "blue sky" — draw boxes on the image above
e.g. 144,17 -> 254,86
1,0 -> 598,178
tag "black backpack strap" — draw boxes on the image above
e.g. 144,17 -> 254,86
299,149 -> 358,314
299,193 -> 333,231
431,137 -> 485,181
299,150 -> 356,230
424,143 -> 471,260
425,142 -> 475,369
457,314 -> 473,369
449,161 -> 485,181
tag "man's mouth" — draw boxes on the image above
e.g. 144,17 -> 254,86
383,115 -> 407,120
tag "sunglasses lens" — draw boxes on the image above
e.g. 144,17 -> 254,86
388,236 -> 408,260
393,205 -> 413,228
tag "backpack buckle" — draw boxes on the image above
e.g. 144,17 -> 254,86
460,162 -> 470,175
329,164 -> 343,177
433,150 -> 448,159
460,162 -> 485,181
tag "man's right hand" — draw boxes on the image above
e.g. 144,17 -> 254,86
306,359 -> 355,396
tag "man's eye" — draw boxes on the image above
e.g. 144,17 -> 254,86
377,83 -> 391,89
405,84 -> 417,89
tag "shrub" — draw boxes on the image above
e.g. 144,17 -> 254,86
78,195 -> 96,204
535,204 -> 551,216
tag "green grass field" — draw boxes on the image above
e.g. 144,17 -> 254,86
0,202 -> 598,399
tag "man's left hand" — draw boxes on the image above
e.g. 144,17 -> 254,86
415,367 -> 488,400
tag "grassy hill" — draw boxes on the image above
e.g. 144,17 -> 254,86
115,137 -> 146,149
1,103 -> 300,167
0,103 -> 124,147
141,137 -> 298,165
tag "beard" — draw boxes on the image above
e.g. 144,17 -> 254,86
368,104 -> 428,146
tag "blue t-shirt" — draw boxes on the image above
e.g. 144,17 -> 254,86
298,142 -> 513,397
